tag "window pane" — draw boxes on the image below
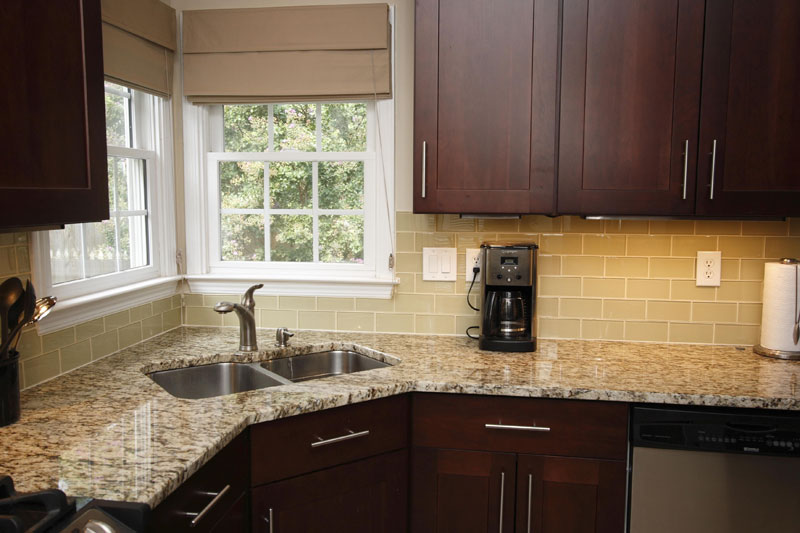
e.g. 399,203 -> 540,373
50,225 -> 82,284
270,215 -> 312,262
104,83 -> 129,147
319,215 -> 364,263
269,162 -> 312,209
220,161 -> 264,209
123,215 -> 149,269
318,161 -> 364,209
224,105 -> 269,152
321,103 -> 366,152
84,220 -> 117,278
222,215 -> 265,261
111,157 -> 147,212
274,104 -> 316,152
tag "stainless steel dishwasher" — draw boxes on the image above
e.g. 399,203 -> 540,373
629,405 -> 800,533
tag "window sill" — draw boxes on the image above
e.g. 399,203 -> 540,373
185,274 -> 398,299
36,276 -> 182,335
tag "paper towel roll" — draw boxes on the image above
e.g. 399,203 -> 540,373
759,260 -> 800,353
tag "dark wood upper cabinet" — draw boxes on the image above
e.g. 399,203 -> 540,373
695,0 -> 800,216
0,0 -> 108,230
414,0 -> 559,214
558,0 -> 705,216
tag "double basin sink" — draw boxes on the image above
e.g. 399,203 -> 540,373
149,350 -> 390,399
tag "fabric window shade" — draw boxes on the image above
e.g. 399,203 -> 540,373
101,0 -> 177,98
182,4 -> 391,103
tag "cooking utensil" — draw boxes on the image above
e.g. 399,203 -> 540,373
4,296 -> 57,358
0,278 -> 23,345
794,264 -> 799,345
0,282 -> 35,359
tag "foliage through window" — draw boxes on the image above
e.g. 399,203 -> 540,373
214,103 -> 370,265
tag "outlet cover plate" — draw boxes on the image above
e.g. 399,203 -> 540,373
465,248 -> 482,285
422,247 -> 457,281
696,251 -> 722,287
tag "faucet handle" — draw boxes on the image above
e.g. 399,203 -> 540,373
275,327 -> 294,347
241,284 -> 264,309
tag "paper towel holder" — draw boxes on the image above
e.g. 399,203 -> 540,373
754,258 -> 800,360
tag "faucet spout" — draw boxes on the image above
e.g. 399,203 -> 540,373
213,284 -> 263,353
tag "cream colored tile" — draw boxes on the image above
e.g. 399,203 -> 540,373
669,323 -> 714,343
0,248 -> 15,275
627,235 -> 671,256
435,295 -> 475,315
650,258 -> 695,279
395,294 -> 435,313
376,313 -> 415,333
415,314 -> 455,334
42,328 -> 76,353
60,340 -> 91,372
717,281 -> 762,302
738,303 -> 762,324
625,321 -> 668,342
539,277 -> 582,297
337,312 -> 375,331
603,300 -> 646,320
0,234 -> 13,246
163,308 -> 182,330
436,214 -> 475,232
356,298 -> 395,312
627,279 -> 670,299
16,246 -> 30,272
415,275 -> 457,295
581,320 -> 625,340
695,220 -> 741,235
561,256 -> 604,276
476,218 -> 520,232
742,221 -> 788,236
75,318 -> 104,342
317,298 -> 355,311
538,318 -> 580,339
650,220 -> 694,234
455,315 -> 481,333
395,252 -> 422,273
456,233 -> 497,252
396,212 -> 415,232
260,310 -> 298,328
537,255 -> 561,275
22,351 -> 60,388
203,294 -> 230,307
537,297 -> 559,317
519,215 -> 561,233
718,236 -> 764,258
152,297 -> 173,315
604,220 -> 649,234
104,310 -> 130,330
692,302 -> 737,323
14,233 -> 27,245
171,294 -> 182,308
671,280 -> 716,301
496,233 -> 539,245
671,236 -> 717,257
118,323 -> 142,349
184,293 -> 204,306
765,237 -> 800,259
129,303 -> 152,322
222,312 -> 242,327
278,296 -> 316,310
186,307 -> 223,326
582,278 -> 625,298
254,295 -> 278,309
298,311 -> 336,330
605,257 -> 648,278
561,216 -> 604,233
413,214 -> 437,232
142,315 -> 163,339
715,324 -> 759,345
91,331 -> 119,360
16,329 -> 41,360
396,232 -> 415,252
560,298 -> 602,318
721,259 -> 739,280
415,232 -> 456,252
539,234 -> 582,255
741,259 -> 768,280
647,301 -> 691,321
790,219 -> 800,236
583,234 -> 626,255
395,273 -> 415,294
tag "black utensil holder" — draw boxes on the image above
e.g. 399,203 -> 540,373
0,351 -> 20,427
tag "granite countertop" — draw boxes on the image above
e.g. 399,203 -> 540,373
1,325 -> 800,507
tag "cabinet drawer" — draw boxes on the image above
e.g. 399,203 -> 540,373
150,431 -> 249,532
251,395 -> 409,486
412,394 -> 628,460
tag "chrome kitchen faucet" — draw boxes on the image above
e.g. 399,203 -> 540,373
213,284 -> 263,353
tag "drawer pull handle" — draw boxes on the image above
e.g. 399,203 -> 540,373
682,139 -> 689,200
526,473 -> 533,533
499,471 -> 505,533
311,429 -> 370,448
485,423 -> 550,432
709,139 -> 718,200
421,141 -> 427,199
264,508 -> 274,533
184,484 -> 230,527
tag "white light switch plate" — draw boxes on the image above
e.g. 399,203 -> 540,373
422,247 -> 457,281
696,251 -> 722,287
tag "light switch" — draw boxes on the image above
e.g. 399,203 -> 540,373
422,247 -> 458,281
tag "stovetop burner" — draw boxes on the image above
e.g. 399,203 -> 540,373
0,476 -> 75,533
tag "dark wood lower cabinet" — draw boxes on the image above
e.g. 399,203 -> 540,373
210,493 -> 249,533
251,450 -> 408,533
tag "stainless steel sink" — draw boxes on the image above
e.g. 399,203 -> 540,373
148,362 -> 291,399
260,350 -> 390,382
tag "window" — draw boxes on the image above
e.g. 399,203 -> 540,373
33,83 -> 177,331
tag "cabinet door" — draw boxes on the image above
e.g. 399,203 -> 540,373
410,447 -> 515,533
414,0 -> 559,214
0,0 -> 108,229
696,0 -> 800,216
558,0 -> 705,216
251,450 -> 407,533
209,493 -> 249,533
516,455 -> 626,533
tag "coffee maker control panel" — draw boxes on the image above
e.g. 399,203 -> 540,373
484,247 -> 534,286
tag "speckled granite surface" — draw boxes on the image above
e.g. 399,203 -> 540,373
1,325 -> 800,507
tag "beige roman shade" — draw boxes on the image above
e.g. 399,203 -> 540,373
182,4 -> 391,103
101,0 -> 177,98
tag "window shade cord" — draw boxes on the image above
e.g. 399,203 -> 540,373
371,49 -> 396,272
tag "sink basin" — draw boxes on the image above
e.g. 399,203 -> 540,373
260,350 -> 390,383
149,362 -> 290,399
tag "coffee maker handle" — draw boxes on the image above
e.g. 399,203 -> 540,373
484,291 -> 499,337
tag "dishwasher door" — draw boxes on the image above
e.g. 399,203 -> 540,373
629,446 -> 800,533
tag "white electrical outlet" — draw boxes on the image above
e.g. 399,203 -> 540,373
696,251 -> 722,287
465,248 -> 482,285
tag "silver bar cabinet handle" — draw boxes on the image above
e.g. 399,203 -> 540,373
421,141 -> 427,198
187,484 -> 230,527
311,429 -> 370,448
263,508 -> 274,533
709,139 -> 718,200
485,423 -> 551,432
499,471 -> 505,533
527,473 -> 533,533
682,139 -> 689,200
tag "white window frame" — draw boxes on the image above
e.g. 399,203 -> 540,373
32,88 -> 179,334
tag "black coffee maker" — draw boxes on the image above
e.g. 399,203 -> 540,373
479,244 -> 537,352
